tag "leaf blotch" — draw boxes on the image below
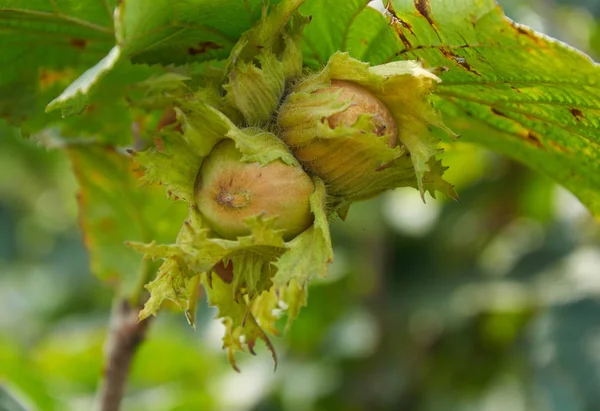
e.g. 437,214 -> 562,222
414,0 -> 435,28
439,48 -> 481,76
519,130 -> 543,148
511,22 -> 543,45
491,107 -> 508,118
39,68 -> 72,89
386,2 -> 415,35
392,23 -> 412,49
188,41 -> 223,56
69,38 -> 87,49
570,108 -> 585,121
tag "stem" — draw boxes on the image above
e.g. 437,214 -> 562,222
93,300 -> 152,411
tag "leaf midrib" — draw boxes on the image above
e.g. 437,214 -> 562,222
0,8 -> 113,35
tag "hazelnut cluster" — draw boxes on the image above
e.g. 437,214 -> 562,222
131,0 -> 455,369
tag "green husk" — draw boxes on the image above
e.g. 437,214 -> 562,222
278,52 -> 457,202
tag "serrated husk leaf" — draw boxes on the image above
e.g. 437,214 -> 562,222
128,2 -> 339,369
130,173 -> 332,369
203,274 -> 277,372
273,176 -> 332,287
131,208 -> 289,320
222,0 -> 308,125
134,131 -> 200,203
224,51 -> 285,125
278,51 -> 457,200
137,257 -> 198,322
134,94 -> 300,204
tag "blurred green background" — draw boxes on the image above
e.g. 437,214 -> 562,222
1,1 -> 600,410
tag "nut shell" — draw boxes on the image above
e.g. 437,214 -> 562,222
195,139 -> 314,240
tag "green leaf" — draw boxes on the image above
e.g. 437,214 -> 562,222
46,46 -> 122,116
309,0 -> 600,215
69,145 -> 186,289
0,339 -> 61,411
299,0 -> 370,67
0,0 -> 115,128
115,0 -> 281,66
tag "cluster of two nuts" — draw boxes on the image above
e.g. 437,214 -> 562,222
195,79 -> 398,243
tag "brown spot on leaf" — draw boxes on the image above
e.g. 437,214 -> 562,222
386,1 -> 415,35
439,48 -> 481,76
69,38 -> 87,49
491,107 -> 508,118
392,23 -> 412,49
414,0 -> 435,27
511,22 -> 543,45
360,39 -> 368,45
188,41 -> 222,56
518,130 -> 543,148
570,108 -> 585,121
510,86 -> 522,93
39,68 -> 72,89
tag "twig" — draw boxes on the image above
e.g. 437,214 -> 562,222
93,299 -> 152,411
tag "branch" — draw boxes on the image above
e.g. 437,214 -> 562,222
93,299 -> 151,411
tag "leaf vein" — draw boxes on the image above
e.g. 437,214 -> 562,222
439,91 -> 600,148
0,8 -> 113,35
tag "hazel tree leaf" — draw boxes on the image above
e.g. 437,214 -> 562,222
299,0 -> 370,67
46,46 -> 122,116
68,145 -> 187,292
43,46 -> 162,120
0,0 -> 115,129
115,0 -> 282,66
305,0 -> 600,215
